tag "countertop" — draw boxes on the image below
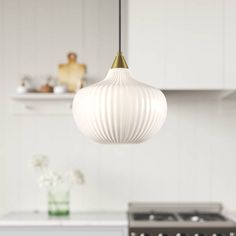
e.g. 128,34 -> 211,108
1,211 -> 236,228
0,211 -> 128,227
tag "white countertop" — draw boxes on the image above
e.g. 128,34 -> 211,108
1,211 -> 236,228
0,211 -> 128,227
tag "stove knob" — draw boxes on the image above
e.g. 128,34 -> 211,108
176,233 -> 186,236
212,234 -> 224,236
140,233 -> 149,236
131,233 -> 137,236
194,234 -> 205,236
230,233 -> 236,236
158,233 -> 168,236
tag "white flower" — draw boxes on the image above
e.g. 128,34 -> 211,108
38,171 -> 63,188
29,155 -> 85,190
67,169 -> 85,185
30,154 -> 49,170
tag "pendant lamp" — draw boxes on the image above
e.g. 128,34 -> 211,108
72,0 -> 167,144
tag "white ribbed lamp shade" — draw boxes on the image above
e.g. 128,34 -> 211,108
72,68 -> 167,144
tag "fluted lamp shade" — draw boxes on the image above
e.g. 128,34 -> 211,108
72,0 -> 167,144
72,68 -> 167,144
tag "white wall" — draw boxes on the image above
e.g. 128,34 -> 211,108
0,0 -> 236,215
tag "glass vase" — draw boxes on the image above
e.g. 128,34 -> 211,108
48,189 -> 70,216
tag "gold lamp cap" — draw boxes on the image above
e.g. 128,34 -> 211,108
111,52 -> 128,69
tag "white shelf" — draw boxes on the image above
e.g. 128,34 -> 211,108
11,93 -> 75,101
11,93 -> 75,115
10,90 -> 236,115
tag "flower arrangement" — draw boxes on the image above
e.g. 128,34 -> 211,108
30,154 -> 85,189
30,154 -> 85,216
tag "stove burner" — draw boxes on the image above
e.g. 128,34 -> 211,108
133,212 -> 177,221
129,203 -> 236,236
179,213 -> 226,222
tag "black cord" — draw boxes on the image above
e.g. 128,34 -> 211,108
119,0 -> 121,53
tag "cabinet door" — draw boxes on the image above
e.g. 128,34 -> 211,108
224,0 -> 236,89
128,0 -> 223,89
0,227 -> 127,236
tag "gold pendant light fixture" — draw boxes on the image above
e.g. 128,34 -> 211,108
72,0 -> 167,144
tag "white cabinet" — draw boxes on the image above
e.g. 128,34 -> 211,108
0,227 -> 127,236
224,0 -> 236,89
128,0 -> 223,89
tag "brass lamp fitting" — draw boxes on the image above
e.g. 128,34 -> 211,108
111,52 -> 128,69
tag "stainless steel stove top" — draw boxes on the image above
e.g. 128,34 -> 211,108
128,203 -> 236,236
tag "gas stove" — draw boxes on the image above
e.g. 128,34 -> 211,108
128,203 -> 236,236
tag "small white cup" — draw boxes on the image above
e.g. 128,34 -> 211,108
53,85 -> 67,94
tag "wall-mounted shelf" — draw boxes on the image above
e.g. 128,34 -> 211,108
11,93 -> 75,115
11,93 -> 75,101
10,90 -> 236,115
